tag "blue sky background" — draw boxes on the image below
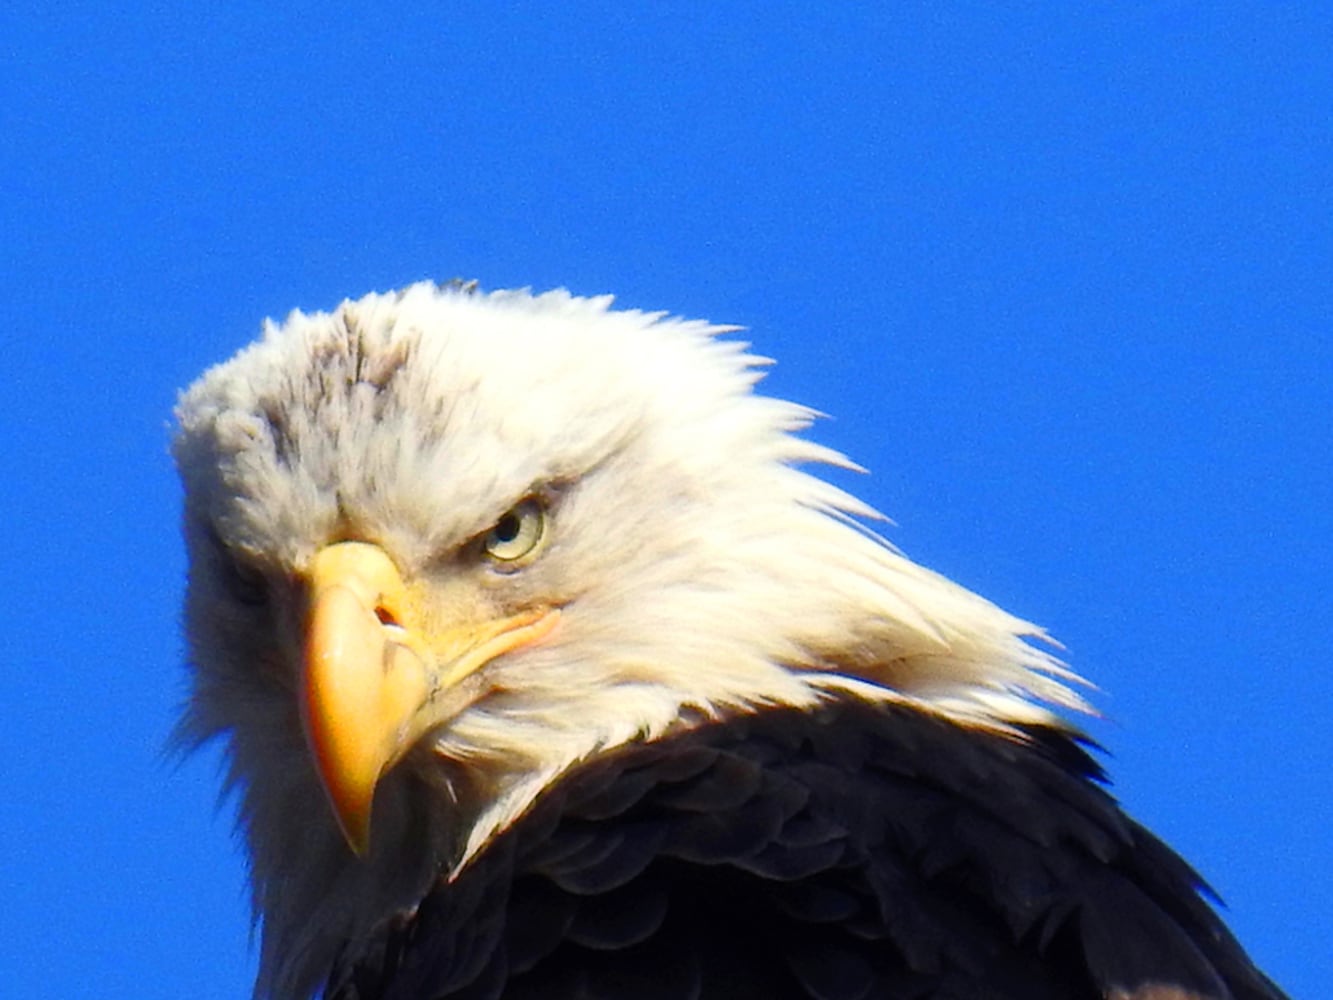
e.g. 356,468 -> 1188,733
2,5 -> 1327,998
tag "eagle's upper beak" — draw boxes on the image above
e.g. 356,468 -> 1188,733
300,541 -> 560,855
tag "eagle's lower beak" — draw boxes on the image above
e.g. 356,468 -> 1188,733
301,541 -> 559,856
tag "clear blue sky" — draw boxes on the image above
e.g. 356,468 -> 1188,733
2,5 -> 1327,998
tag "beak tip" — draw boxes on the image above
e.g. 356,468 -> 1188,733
340,815 -> 373,859
323,779 -> 375,858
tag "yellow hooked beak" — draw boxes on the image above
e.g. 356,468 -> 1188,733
300,541 -> 560,856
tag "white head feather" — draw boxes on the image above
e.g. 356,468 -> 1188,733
174,281 -> 1087,999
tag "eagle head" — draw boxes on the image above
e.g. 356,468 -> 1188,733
173,282 -> 1078,999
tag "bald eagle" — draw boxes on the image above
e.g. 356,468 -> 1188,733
174,282 -> 1285,1000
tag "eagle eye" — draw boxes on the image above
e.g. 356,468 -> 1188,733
206,525 -> 270,606
226,559 -> 269,606
483,498 -> 546,563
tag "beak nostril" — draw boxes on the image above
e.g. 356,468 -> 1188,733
374,606 -> 399,628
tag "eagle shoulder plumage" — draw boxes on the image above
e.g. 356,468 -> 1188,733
173,282 -> 1286,1000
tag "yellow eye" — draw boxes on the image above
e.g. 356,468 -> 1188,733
482,498 -> 547,563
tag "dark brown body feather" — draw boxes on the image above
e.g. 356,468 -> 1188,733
326,700 -> 1285,1000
